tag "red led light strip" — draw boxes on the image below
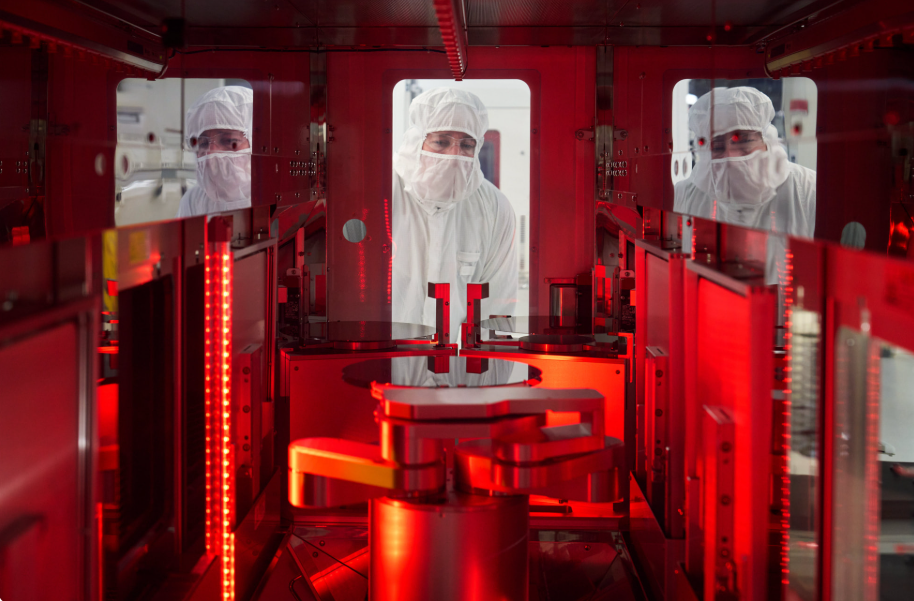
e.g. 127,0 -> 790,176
0,20 -> 160,78
864,337 -> 881,599
779,249 -> 794,591
205,238 -> 235,601
384,198 -> 392,304
432,0 -> 468,80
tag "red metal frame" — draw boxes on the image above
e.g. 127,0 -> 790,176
327,46 -> 595,322
818,242 -> 914,600
634,240 -> 689,544
610,45 -> 766,211
682,261 -> 777,601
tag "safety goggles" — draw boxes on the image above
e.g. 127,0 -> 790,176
424,133 -> 478,157
710,130 -> 766,158
188,132 -> 248,155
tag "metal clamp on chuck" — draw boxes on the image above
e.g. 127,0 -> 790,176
462,282 -> 489,348
427,282 -> 450,346
288,385 -> 624,600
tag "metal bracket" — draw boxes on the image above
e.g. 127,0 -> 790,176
575,127 -> 595,141
428,282 -> 450,346
702,406 -> 737,601
463,283 -> 489,348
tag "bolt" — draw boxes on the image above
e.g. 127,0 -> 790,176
294,366 -> 299,371
721,441 -> 732,452
445,301 -> 449,306
243,443 -> 250,451
720,495 -> 731,506
616,370 -> 621,374
656,409 -> 663,417
319,540 -> 325,546
312,551 -> 319,558
584,545 -> 591,551
243,405 -> 250,413
655,369 -> 663,377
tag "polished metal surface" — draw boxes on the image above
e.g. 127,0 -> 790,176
305,321 -> 435,350
583,333 -> 626,353
493,422 -> 602,463
378,386 -> 604,422
268,525 -> 645,601
369,493 -> 529,601
455,437 -> 623,495
342,356 -> 541,389
519,334 -> 593,353
378,414 -> 546,465
480,315 -> 590,335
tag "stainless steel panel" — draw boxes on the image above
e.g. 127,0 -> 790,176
233,250 -> 267,358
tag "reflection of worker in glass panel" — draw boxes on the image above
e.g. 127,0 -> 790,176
392,88 -> 517,343
177,86 -> 253,218
674,87 -> 816,238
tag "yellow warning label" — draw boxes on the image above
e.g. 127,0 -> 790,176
128,230 -> 150,265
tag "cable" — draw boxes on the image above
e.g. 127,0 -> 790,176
288,575 -> 304,601
289,532 -> 368,579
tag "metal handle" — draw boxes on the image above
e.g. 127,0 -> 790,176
427,283 -> 450,346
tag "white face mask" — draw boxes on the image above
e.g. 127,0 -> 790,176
196,149 -> 252,204
710,149 -> 781,205
402,150 -> 481,210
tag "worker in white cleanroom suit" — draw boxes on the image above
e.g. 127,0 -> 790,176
177,86 -> 253,218
675,86 -> 816,296
392,88 -> 517,344
675,86 -> 816,237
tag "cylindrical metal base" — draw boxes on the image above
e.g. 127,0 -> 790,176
369,493 -> 529,601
